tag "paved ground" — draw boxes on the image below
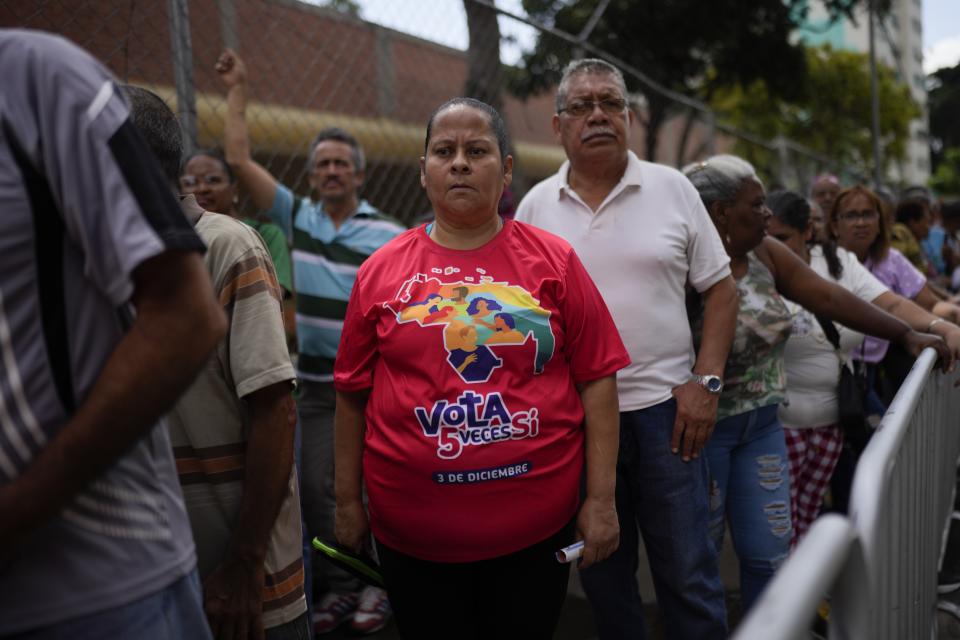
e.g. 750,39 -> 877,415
324,534 -> 744,639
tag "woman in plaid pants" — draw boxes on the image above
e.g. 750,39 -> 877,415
767,190 -> 960,546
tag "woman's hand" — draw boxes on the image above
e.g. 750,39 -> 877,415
899,329 -> 954,373
575,496 -> 619,569
335,499 -> 369,553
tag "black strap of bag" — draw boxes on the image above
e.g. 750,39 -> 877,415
814,313 -> 842,351
814,314 -> 872,449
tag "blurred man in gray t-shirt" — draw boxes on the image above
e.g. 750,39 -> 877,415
0,29 -> 226,637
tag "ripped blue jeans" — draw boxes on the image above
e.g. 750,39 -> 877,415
705,404 -> 791,611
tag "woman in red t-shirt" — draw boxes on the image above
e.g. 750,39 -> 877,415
333,98 -> 630,638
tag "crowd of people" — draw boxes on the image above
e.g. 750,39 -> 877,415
3,27 -> 960,640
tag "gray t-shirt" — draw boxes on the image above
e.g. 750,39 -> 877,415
0,29 -> 205,633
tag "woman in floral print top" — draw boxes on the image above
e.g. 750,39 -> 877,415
683,155 -> 950,613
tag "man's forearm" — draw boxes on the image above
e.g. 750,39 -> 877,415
0,252 -> 225,543
224,82 -> 252,166
227,382 -> 296,563
695,276 -> 737,375
334,390 -> 369,506
579,376 -> 619,501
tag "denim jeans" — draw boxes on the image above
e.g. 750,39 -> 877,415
8,569 -> 211,639
298,380 -> 360,595
705,403 -> 792,612
579,398 -> 727,640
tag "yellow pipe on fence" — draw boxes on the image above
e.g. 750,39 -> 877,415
148,85 -> 566,176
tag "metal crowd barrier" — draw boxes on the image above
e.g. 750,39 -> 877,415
734,349 -> 960,640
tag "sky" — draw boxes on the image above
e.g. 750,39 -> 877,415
923,0 -> 960,73
349,0 -> 959,74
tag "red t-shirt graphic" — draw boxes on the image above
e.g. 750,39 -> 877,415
335,220 -> 630,562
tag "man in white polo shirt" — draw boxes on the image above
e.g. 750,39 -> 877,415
516,59 -> 737,640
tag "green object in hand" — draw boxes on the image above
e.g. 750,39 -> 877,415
311,538 -> 386,589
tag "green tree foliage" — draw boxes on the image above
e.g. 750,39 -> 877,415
511,0 -> 806,160
930,148 -> 960,196
321,0 -> 361,18
928,62 -> 960,175
711,45 -> 919,178
507,0 -> 884,161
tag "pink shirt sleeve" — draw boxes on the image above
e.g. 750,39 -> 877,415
557,249 -> 632,383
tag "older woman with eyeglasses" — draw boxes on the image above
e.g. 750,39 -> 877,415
830,186 -> 960,403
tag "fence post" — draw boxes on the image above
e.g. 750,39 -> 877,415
216,0 -> 238,51
774,135 -> 789,188
167,0 -> 198,156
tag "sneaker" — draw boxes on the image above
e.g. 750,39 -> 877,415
349,586 -> 391,634
313,591 -> 358,634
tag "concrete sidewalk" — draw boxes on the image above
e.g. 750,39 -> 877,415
324,533 -> 743,639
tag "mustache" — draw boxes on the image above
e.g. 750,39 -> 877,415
581,128 -> 616,141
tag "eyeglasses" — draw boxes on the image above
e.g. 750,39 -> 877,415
837,210 -> 880,223
180,174 -> 228,189
558,98 -> 627,118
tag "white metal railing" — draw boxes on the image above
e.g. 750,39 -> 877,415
734,349 -> 960,640
731,514 -> 860,640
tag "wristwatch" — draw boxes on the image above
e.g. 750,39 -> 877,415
692,374 -> 724,395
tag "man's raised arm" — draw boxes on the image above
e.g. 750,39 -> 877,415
217,48 -> 281,213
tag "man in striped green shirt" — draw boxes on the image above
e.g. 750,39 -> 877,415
218,48 -> 403,635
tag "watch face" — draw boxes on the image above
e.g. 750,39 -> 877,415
706,377 -> 723,393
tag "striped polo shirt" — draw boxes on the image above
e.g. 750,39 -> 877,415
0,30 -> 201,633
266,185 -> 405,381
167,199 -> 305,628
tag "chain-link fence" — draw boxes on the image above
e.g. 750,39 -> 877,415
0,0 -> 853,224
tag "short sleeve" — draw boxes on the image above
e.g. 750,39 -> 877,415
556,249 -> 631,383
3,32 -> 205,306
256,222 -> 294,296
685,194 -> 732,292
889,249 -> 927,300
212,230 -> 294,398
839,249 -> 888,302
333,270 -> 380,391
265,183 -> 296,241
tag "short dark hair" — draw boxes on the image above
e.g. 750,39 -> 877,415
769,189 -> 844,279
895,198 -> 929,225
184,148 -> 235,184
767,190 -> 810,231
310,127 -> 365,172
424,97 -> 510,164
120,85 -> 182,187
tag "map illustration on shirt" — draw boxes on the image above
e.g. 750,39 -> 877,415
386,271 -> 556,384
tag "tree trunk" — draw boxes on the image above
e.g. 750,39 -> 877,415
644,98 -> 668,162
675,107 -> 697,168
464,0 -> 503,111
463,1 -> 528,194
